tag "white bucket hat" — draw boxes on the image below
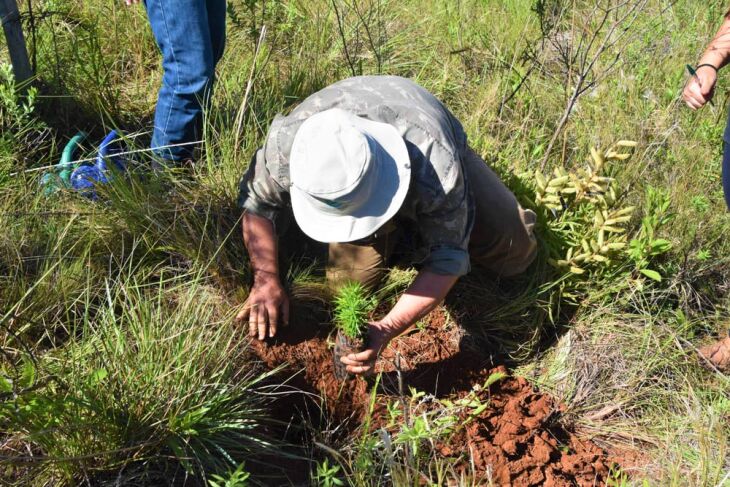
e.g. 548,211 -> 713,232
289,108 -> 411,243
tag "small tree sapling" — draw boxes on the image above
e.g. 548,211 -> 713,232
332,281 -> 377,379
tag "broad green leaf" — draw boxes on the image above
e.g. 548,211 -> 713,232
20,361 -> 35,389
484,371 -> 508,388
0,375 -> 12,393
89,368 -> 108,386
640,269 -> 662,281
649,239 -> 671,254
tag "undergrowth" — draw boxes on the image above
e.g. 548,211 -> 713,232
1,274 -> 283,485
1,0 -> 729,485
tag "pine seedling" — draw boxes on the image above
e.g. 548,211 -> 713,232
334,282 -> 377,340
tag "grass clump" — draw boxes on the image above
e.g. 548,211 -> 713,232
1,274 -> 280,485
333,282 -> 377,340
0,63 -> 50,181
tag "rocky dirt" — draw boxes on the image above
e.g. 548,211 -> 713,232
249,306 -> 616,486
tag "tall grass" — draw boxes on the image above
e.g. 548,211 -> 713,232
2,272 -> 282,485
1,0 -> 729,484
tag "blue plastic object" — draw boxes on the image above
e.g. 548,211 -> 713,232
95,130 -> 128,175
70,130 -> 128,199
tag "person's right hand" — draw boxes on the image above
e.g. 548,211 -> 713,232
236,276 -> 289,340
683,65 -> 718,110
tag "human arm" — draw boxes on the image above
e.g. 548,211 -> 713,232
236,212 -> 289,340
683,15 -> 730,109
340,271 -> 459,375
235,148 -> 291,339
341,146 -> 472,375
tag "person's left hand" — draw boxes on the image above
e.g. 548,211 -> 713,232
340,321 -> 392,376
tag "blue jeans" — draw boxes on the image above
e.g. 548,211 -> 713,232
145,0 -> 226,162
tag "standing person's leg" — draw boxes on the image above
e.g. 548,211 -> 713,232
206,0 -> 227,65
145,0 -> 215,163
462,146 -> 538,277
698,141 -> 730,372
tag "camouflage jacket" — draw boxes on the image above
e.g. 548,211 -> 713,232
237,75 -> 474,276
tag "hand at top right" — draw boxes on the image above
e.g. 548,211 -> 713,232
683,65 -> 718,110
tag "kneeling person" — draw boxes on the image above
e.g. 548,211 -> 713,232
236,76 -> 537,375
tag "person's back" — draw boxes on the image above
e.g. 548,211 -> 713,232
236,76 -> 537,376
258,75 -> 467,198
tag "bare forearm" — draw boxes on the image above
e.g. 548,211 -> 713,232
242,212 -> 280,282
340,271 -> 459,375
376,271 -> 459,340
699,17 -> 730,69
238,212 -> 289,339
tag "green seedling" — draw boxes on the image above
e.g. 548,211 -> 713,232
208,463 -> 250,487
627,185 -> 674,282
313,459 -> 344,487
334,282 -> 377,340
332,282 -> 377,380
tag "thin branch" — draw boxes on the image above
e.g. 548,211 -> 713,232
539,0 -> 651,170
332,0 -> 357,77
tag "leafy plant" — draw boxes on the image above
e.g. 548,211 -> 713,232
208,463 -> 251,487
333,281 -> 377,340
0,63 -> 49,182
343,388 -> 460,485
535,141 -> 638,286
627,186 -> 673,282
313,458 -> 344,487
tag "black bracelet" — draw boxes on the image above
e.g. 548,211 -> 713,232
697,63 -> 719,73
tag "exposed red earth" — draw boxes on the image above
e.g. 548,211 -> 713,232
250,307 -> 617,486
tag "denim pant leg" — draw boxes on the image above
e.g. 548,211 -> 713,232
207,0 -> 227,64
145,0 -> 224,162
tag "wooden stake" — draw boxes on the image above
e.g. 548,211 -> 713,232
0,0 -> 33,85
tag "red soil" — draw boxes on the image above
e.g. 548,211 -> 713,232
250,307 -> 614,486
438,374 -> 609,485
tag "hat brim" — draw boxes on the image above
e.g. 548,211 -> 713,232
290,114 -> 411,243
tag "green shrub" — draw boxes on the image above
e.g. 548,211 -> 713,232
530,141 -> 672,305
0,63 -> 49,185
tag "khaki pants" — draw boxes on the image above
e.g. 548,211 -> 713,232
326,147 -> 537,290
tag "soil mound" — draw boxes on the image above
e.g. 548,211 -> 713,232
251,308 -> 612,485
438,372 -> 609,485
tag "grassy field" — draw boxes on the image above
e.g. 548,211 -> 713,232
1,0 -> 729,485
